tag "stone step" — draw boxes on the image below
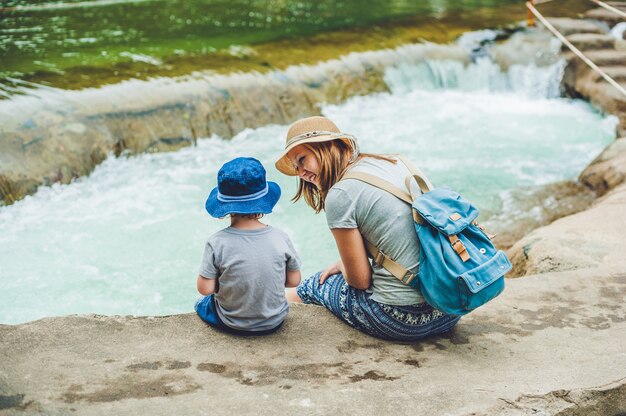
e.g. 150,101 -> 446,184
567,49 -> 626,66
564,33 -> 616,51
545,17 -> 607,36
562,49 -> 626,122
587,66 -> 626,83
584,7 -> 626,27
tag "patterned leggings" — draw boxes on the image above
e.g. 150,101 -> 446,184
296,272 -> 461,342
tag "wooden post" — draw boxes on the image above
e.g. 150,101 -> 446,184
527,0 -> 535,27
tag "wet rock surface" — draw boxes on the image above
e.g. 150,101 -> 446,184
579,137 -> 626,196
0,43 -> 469,205
507,178 -> 626,277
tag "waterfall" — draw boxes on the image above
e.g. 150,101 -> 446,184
0,30 -> 563,205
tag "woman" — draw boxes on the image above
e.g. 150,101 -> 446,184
275,116 -> 460,342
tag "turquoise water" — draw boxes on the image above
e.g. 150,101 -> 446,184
0,57 -> 616,324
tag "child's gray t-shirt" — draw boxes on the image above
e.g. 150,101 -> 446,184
325,156 -> 426,306
199,226 -> 301,331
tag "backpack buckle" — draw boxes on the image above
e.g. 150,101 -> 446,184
449,235 -> 471,262
374,249 -> 385,266
401,271 -> 416,285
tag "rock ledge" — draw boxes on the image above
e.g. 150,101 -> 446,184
1,266 -> 625,415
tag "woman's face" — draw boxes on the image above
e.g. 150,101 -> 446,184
286,145 -> 320,187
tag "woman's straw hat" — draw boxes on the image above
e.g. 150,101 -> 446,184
275,116 -> 358,176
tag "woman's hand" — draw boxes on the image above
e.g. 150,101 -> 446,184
319,260 -> 344,284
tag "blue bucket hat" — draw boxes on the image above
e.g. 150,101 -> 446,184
205,157 -> 281,218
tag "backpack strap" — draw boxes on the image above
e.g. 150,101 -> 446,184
395,155 -> 433,194
341,170 -> 418,286
361,238 -> 418,286
341,156 -> 472,279
341,171 -> 412,204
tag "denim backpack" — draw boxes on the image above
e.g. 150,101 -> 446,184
342,155 -> 511,316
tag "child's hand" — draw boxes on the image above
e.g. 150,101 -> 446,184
319,260 -> 343,284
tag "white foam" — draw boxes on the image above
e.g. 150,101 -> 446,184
610,22 -> 626,40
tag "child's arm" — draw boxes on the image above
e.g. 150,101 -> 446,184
197,275 -> 217,295
285,269 -> 301,288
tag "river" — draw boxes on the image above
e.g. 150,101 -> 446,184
0,47 -> 617,323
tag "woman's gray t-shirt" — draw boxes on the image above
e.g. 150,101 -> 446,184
199,226 -> 301,331
325,156 -> 426,306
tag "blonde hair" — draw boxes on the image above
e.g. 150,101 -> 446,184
292,140 -> 396,213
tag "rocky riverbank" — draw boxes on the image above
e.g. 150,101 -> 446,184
506,7 -> 626,276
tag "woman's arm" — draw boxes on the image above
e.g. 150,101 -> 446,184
197,275 -> 217,295
285,269 -> 301,288
328,228 -> 372,290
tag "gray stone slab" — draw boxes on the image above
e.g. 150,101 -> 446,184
0,268 -> 625,415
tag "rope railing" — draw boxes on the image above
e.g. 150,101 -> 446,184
526,1 -> 626,98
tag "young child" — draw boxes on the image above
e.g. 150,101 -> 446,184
194,157 -> 302,335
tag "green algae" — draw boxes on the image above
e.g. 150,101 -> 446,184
0,0 -> 591,92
